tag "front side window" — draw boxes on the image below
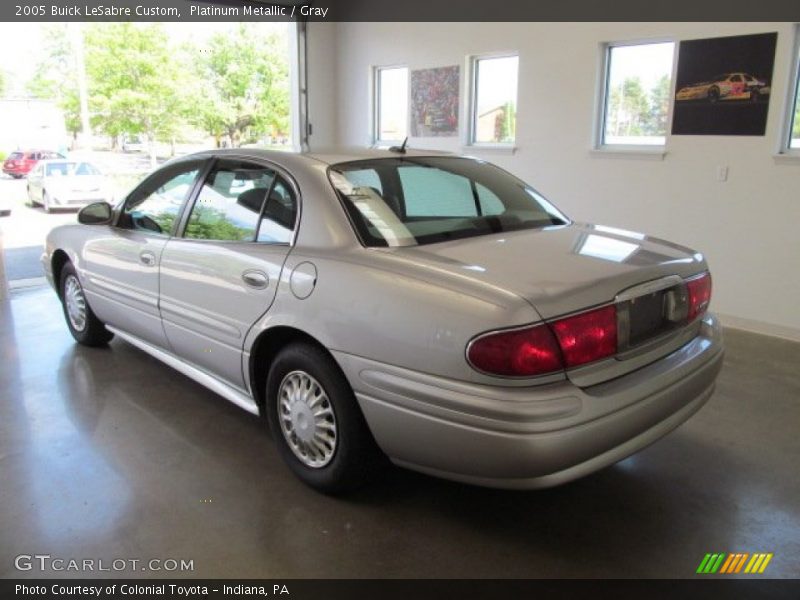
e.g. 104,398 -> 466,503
375,66 -> 409,144
471,54 -> 519,145
330,157 -> 568,247
119,160 -> 203,235
601,41 -> 675,146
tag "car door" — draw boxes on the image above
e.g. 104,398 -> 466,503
158,158 -> 298,390
80,159 -> 206,349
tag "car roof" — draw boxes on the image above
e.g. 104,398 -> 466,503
178,146 -> 456,171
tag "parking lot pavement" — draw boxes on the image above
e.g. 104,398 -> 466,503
0,175 -> 77,282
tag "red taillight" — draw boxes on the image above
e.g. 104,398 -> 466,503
467,305 -> 617,377
467,323 -> 563,377
687,272 -> 712,321
551,305 -> 617,368
468,272 -> 711,378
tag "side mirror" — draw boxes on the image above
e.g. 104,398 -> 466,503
78,201 -> 113,225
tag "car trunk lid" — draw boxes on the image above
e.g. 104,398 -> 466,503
389,222 -> 709,385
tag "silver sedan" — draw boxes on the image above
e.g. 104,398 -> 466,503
42,148 -> 723,493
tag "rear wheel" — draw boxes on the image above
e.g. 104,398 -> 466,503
266,342 -> 384,493
59,262 -> 114,346
708,86 -> 720,102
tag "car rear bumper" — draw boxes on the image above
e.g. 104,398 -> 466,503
2,166 -> 30,176
333,313 -> 723,489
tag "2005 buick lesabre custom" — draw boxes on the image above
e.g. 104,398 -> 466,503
43,148 -> 723,493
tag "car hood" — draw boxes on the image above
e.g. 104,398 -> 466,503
387,222 -> 706,319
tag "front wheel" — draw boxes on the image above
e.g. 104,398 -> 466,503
266,342 -> 384,494
60,262 -> 114,346
43,190 -> 52,213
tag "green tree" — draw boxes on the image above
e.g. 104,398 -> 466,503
26,24 -> 82,140
83,23 -> 184,164
646,74 -> 671,136
496,101 -> 516,143
184,206 -> 253,241
607,77 -> 649,138
190,24 -> 289,147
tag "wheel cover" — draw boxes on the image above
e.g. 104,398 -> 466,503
278,370 -> 338,468
64,274 -> 87,332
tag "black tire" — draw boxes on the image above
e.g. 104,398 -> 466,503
708,86 -> 720,103
266,342 -> 384,494
750,89 -> 760,103
59,262 -> 114,346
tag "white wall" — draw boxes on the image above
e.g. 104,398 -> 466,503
314,22 -> 800,340
305,22 -> 338,148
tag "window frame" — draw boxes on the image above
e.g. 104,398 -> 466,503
594,38 -> 678,155
777,24 -> 800,157
372,64 -> 409,146
466,51 -> 520,148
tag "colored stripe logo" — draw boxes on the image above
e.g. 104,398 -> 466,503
696,552 -> 773,574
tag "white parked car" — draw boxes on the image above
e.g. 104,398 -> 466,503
27,160 -> 113,212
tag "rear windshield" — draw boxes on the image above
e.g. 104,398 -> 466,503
45,162 -> 100,176
329,156 -> 568,247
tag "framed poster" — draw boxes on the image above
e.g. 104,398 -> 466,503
410,65 -> 460,137
671,32 -> 778,136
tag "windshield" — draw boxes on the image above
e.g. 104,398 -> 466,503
329,157 -> 568,247
45,162 -> 100,176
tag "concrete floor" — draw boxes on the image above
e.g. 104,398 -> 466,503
1,284 -> 798,579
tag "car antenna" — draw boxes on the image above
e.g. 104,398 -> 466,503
389,137 -> 408,154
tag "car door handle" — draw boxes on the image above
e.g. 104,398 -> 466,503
242,270 -> 269,289
139,251 -> 157,267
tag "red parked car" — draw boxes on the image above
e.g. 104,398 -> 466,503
3,150 -> 65,179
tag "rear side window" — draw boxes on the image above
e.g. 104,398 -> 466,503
185,160 -> 275,242
9,152 -> 23,160
120,160 -> 203,235
183,159 -> 296,244
257,177 -> 297,244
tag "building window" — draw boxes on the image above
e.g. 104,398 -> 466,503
374,66 -> 408,144
600,41 -> 675,147
788,34 -> 800,151
470,54 -> 519,145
